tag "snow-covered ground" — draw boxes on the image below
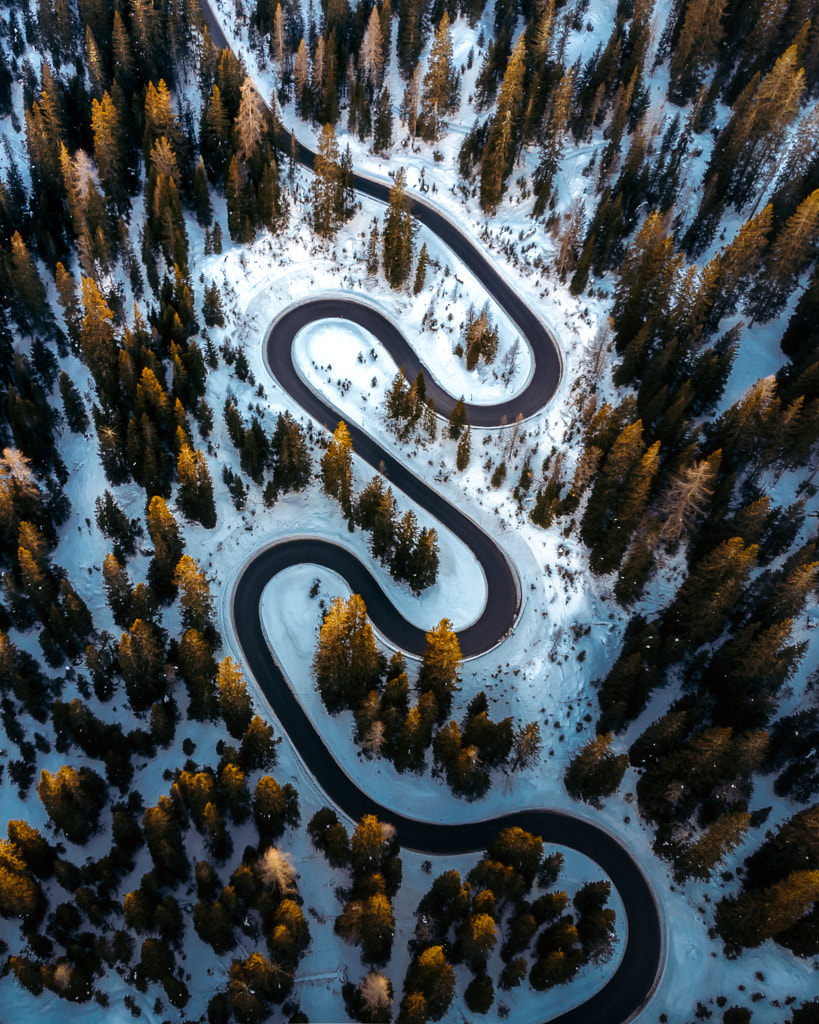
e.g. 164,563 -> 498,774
1,0 -> 818,1020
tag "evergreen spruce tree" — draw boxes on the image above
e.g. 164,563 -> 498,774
581,420 -> 658,574
201,85 -> 232,180
533,68 -> 574,214
313,594 -> 382,712
102,552 -> 133,628
565,734 -> 627,803
453,425 -> 471,471
8,232 -> 48,332
397,0 -> 426,78
192,156 -> 212,227
407,526 -> 440,591
312,123 -> 344,237
400,946 -> 455,1021
58,372 -> 89,434
708,204 -> 773,323
418,619 -> 460,719
225,153 -> 254,243
479,34 -> 526,213
217,657 -> 254,739
147,495 -> 184,601
610,212 -> 681,353
253,775 -> 300,840
717,871 -> 819,950
402,62 -> 421,138
390,508 -> 418,581
373,87 -> 393,154
177,628 -> 218,721
119,618 -> 166,711
418,13 -> 458,140
367,219 -> 381,275
695,43 -> 805,231
90,90 -> 128,214
674,812 -> 752,882
381,168 -> 414,289
668,0 -> 728,102
176,445 -> 216,528
526,0 -> 556,65
202,282 -> 226,328
270,412 -> 312,495
663,537 -> 758,657
321,420 -> 354,521
448,396 -> 467,439
413,242 -> 429,294
174,555 -> 214,634
747,188 -> 819,322
37,765 -> 106,845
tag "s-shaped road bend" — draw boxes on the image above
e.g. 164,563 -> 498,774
203,3 -> 664,1021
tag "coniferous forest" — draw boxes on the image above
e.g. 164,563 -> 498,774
0,0 -> 818,1022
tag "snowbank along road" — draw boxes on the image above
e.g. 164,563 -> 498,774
202,2 -> 664,1021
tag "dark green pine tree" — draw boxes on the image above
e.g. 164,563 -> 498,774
448,396 -> 467,439
418,12 -> 459,139
565,733 -> 627,803
366,218 -> 380,275
419,618 -> 461,720
59,371 -> 89,434
256,150 -> 287,234
610,211 -> 681,353
408,527 -> 439,593
373,87 -> 394,154
780,263 -> 819,363
201,85 -> 232,180
396,0 -> 426,77
7,232 -> 50,332
381,167 -> 414,289
662,537 -> 758,658
313,594 -> 383,712
479,34 -> 526,214
413,241 -> 429,294
311,123 -> 344,237
147,495 -> 185,602
456,425 -> 472,470
226,154 -> 255,243
202,282 -> 225,328
580,420 -> 660,575
390,509 -> 418,581
270,412 -> 312,495
321,420 -> 355,521
192,157 -> 212,227
177,446 -> 217,529
533,67 -> 574,215
569,231 -> 596,296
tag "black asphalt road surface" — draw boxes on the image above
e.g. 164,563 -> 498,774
203,2 -> 663,1019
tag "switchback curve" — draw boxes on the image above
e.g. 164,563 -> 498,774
204,2 -> 664,1019
232,298 -> 663,1023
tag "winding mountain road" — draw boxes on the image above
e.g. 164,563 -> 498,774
204,2 -> 664,1020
